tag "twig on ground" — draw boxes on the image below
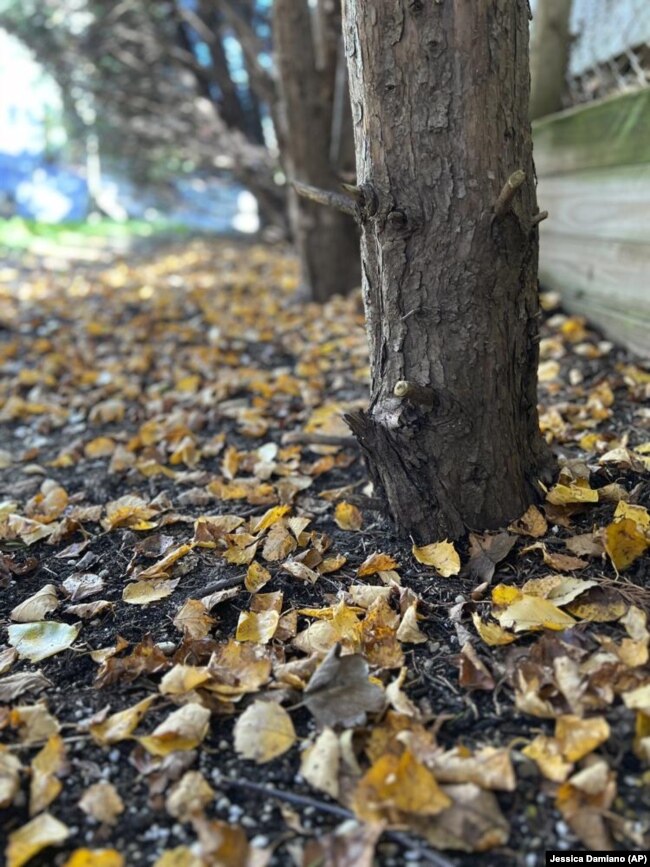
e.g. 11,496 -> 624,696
217,775 -> 457,867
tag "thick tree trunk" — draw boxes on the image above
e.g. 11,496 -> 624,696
342,0 -> 554,542
530,0 -> 572,120
274,0 -> 360,302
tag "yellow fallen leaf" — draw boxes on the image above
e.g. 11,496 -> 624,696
0,748 -> 22,809
137,704 -> 211,756
6,812 -> 69,867
522,735 -> 573,783
352,749 -> 451,823
84,437 -> 116,458
153,848 -> 203,867
159,665 -> 212,696
30,734 -> 65,815
89,696 -> 156,746
358,552 -> 399,577
244,561 -> 272,593
137,544 -> 193,580
509,505 -> 548,537
494,594 -> 576,632
471,613 -> 517,646
412,540 -> 460,576
491,584 -> 522,606
102,495 -> 157,531
334,501 -> 363,531
604,518 -> 649,573
8,621 -> 80,663
233,700 -> 296,763
236,610 -> 280,644
252,505 -> 291,534
63,850 -> 124,867
546,483 -> 598,506
122,579 -> 179,605
614,501 -> 650,530
555,715 -> 610,762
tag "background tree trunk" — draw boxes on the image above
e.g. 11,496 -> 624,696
342,0 -> 554,542
274,0 -> 360,302
530,0 -> 573,120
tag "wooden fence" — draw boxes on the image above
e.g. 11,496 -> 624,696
533,88 -> 650,357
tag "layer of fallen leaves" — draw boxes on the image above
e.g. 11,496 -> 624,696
0,244 -> 649,865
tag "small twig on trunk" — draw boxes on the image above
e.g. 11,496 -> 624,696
394,380 -> 434,408
530,209 -> 549,227
281,431 -> 359,448
216,775 -> 457,867
292,180 -> 359,219
493,169 -> 526,218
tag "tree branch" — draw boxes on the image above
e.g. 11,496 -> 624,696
292,180 -> 359,219
493,170 -> 526,218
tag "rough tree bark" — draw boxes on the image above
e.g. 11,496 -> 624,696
529,0 -> 572,120
341,0 -> 555,541
274,0 -> 360,302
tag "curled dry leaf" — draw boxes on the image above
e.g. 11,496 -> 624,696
89,696 -> 156,746
8,621 -> 80,663
303,644 -> 385,727
358,552 -> 399,577
137,703 -> 211,756
467,532 -> 516,583
62,573 -> 105,601
523,735 -> 573,783
79,781 -> 124,825
471,612 -> 517,646
0,670 -> 52,703
233,699 -> 296,763
508,505 -> 548,538
426,746 -> 516,791
395,602 -> 427,644
412,540 -> 460,576
10,584 -> 59,623
415,783 -> 510,852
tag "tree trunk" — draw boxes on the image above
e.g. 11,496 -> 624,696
530,0 -> 572,120
274,0 -> 360,302
342,0 -> 555,542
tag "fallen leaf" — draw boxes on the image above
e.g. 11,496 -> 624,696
245,560 -> 272,593
165,770 -> 214,821
122,578 -> 180,605
6,812 -> 69,867
300,728 -> 341,799
63,850 -> 125,867
352,749 -> 451,823
79,781 -> 124,825
8,621 -> 80,662
358,552 -> 399,577
303,644 -> 385,727
233,700 -> 296,763
509,505 -> 548,537
30,734 -> 66,815
0,749 -> 22,808
334,502 -> 363,531
235,609 -> 280,644
137,704 -> 211,756
467,533 -> 516,582
89,696 -> 157,746
412,540 -> 460,576
395,602 -> 427,644
0,671 -> 52,703
555,715 -> 610,762
471,613 -> 517,646
172,599 -> 215,639
10,585 -> 59,622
